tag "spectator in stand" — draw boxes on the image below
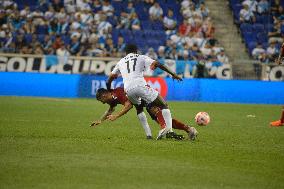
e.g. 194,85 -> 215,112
33,43 -> 44,55
268,17 -> 282,43
252,43 -> 266,59
87,42 -> 105,57
197,2 -> 209,18
45,5 -> 56,20
266,41 -> 278,61
20,6 -> 30,17
9,12 -> 24,31
271,0 -> 283,17
52,0 -> 64,12
14,34 -> 27,50
200,42 -> 213,59
163,9 -> 177,33
239,4 -> 255,24
149,2 -> 163,21
202,17 -> 214,38
91,0 -> 102,13
116,12 -> 130,29
102,0 -> 114,17
157,46 -> 166,59
56,43 -> 70,56
57,18 -> 69,35
64,0 -> 76,13
48,18 -> 59,34
0,10 -> 7,26
181,3 -> 196,21
130,12 -> 141,30
97,14 -> 112,35
146,47 -> 158,60
104,37 -> 116,57
179,19 -> 191,36
217,49 -> 229,64
56,7 -> 68,20
42,34 -> 53,53
125,1 -> 135,14
68,35 -> 81,55
116,36 -> 126,57
80,7 -> 94,25
20,45 -> 33,54
257,0 -> 269,15
76,0 -> 91,11
23,16 -> 35,34
242,0 -> 258,13
52,35 -> 63,50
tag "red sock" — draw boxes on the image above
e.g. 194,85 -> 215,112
281,108 -> 284,123
156,110 -> 166,129
172,119 -> 190,133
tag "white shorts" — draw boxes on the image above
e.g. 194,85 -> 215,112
126,85 -> 159,105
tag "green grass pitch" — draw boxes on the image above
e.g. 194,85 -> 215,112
0,96 -> 283,189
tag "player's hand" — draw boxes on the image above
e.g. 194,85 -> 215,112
172,74 -> 183,81
107,114 -> 119,121
90,120 -> 102,127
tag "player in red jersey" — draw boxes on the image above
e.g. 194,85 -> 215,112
270,42 -> 284,127
91,87 -> 198,140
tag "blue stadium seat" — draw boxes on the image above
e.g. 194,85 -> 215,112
152,21 -> 164,30
240,23 -> 253,33
24,34 -> 33,43
252,24 -> 265,33
141,21 -> 153,30
243,32 -> 257,45
247,41 -> 257,54
257,32 -> 268,44
37,34 -> 45,44
36,25 -> 48,35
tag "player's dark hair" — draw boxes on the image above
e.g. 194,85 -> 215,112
125,44 -> 138,54
96,88 -> 108,100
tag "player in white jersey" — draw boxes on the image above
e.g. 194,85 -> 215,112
106,44 -> 188,140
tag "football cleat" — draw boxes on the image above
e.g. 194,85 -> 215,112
146,136 -> 153,139
166,132 -> 184,140
188,126 -> 198,141
156,127 -> 169,140
270,120 -> 284,127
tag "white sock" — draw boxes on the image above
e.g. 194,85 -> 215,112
137,112 -> 152,137
161,109 -> 173,132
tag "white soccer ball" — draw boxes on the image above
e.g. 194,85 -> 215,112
195,112 -> 210,126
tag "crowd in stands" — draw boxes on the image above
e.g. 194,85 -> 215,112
230,0 -> 284,63
0,0 -> 229,65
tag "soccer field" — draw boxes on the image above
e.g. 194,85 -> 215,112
0,96 -> 283,189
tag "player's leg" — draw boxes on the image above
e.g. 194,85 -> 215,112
128,86 -> 171,139
270,106 -> 284,127
146,106 -> 185,140
147,105 -> 197,140
135,103 -> 152,139
148,95 -> 175,139
172,119 -> 198,140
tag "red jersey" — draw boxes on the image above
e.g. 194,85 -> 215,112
109,87 -> 128,106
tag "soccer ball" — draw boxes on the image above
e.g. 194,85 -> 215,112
195,112 -> 210,126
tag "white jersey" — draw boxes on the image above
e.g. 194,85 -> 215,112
111,53 -> 155,91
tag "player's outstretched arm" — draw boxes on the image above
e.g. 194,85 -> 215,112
152,61 -> 183,81
90,106 -> 115,127
106,74 -> 118,90
107,100 -> 133,121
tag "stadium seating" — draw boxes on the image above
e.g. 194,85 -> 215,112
0,0 -> 225,61
229,0 -> 283,60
